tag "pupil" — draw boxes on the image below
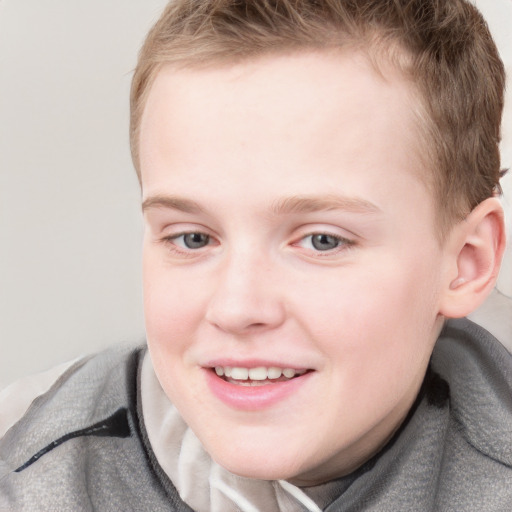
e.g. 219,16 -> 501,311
184,233 -> 209,249
311,234 -> 339,251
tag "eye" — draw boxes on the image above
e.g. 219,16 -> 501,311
173,232 -> 211,249
296,232 -> 353,252
310,233 -> 342,251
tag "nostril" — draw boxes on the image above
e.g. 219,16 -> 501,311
247,322 -> 267,329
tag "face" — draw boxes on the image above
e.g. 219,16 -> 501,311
139,51 -> 449,485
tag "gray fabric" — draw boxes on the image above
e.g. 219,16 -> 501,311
1,319 -> 511,511
0,346 -> 192,512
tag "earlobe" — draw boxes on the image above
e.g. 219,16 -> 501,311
439,197 -> 506,319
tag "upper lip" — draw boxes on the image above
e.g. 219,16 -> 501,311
203,359 -> 312,370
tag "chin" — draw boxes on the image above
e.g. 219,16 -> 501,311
208,443 -> 306,481
218,459 -> 298,482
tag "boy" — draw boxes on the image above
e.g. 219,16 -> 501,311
1,0 -> 510,510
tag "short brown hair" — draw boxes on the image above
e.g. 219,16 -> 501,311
130,0 -> 505,233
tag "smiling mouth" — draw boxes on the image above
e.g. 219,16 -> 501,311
213,366 -> 310,386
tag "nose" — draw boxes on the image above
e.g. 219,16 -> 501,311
205,251 -> 286,335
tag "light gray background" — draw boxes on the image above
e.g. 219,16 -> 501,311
1,0 -> 511,388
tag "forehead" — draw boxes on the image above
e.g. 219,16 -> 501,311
139,50 -> 429,214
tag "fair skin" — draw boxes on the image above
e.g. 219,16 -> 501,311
139,50 -> 504,485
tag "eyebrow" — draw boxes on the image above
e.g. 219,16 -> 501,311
142,195 -> 204,214
270,195 -> 381,215
141,193 -> 381,216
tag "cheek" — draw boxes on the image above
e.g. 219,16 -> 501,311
142,255 -> 207,354
142,258 -> 209,405
294,253 -> 441,367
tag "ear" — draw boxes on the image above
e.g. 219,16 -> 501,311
439,197 -> 506,319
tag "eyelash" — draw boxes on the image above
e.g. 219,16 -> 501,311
160,230 -> 355,257
160,232 -> 214,257
294,232 -> 355,255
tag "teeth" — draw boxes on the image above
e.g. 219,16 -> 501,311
213,365 -> 307,381
230,367 -> 249,380
267,367 -> 282,379
283,368 -> 295,378
248,367 -> 267,380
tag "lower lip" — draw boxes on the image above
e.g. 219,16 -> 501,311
204,369 -> 312,411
